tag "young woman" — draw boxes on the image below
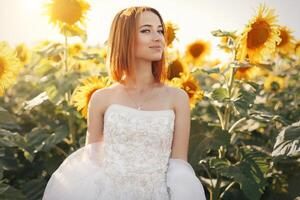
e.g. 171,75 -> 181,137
42,6 -> 206,200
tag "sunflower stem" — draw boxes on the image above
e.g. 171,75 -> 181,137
219,181 -> 236,199
53,145 -> 68,158
229,117 -> 247,134
199,162 -> 214,190
64,28 -> 69,73
212,104 -> 225,129
68,114 -> 76,146
223,63 -> 236,130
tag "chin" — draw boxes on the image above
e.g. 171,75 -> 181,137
150,54 -> 163,61
150,57 -> 162,61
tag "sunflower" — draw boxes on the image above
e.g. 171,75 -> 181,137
15,43 -> 31,65
184,40 -> 211,66
164,21 -> 179,47
219,34 -> 237,53
235,65 -> 267,80
220,37 -> 232,53
236,4 -> 281,63
263,75 -> 286,92
169,73 -> 204,109
0,41 -> 22,96
68,43 -> 85,57
70,76 -> 113,118
45,0 -> 90,28
276,26 -> 296,55
69,59 -> 89,72
167,58 -> 188,80
295,41 -> 300,61
88,46 -> 107,65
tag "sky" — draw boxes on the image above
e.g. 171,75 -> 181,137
0,0 -> 299,60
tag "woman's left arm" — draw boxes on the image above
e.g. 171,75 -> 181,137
167,88 -> 207,200
170,88 -> 191,162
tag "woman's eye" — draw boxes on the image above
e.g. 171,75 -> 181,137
141,29 -> 164,34
141,30 -> 150,33
158,30 -> 164,34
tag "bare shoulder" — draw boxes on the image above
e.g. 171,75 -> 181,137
164,85 -> 189,108
89,82 -> 119,113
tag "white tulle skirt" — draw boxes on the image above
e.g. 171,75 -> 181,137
42,142 -> 206,200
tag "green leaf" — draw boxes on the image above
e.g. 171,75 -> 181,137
201,67 -> 220,74
0,148 -> 19,170
33,62 -> 59,77
20,178 -> 46,200
24,92 -> 49,111
233,88 -> 256,115
0,130 -> 27,149
36,125 -> 69,152
0,183 -> 27,200
272,121 -> 300,157
60,24 -> 87,42
36,42 -> 64,57
45,85 -> 60,105
211,29 -> 236,37
0,107 -> 15,125
221,162 -> 266,200
208,157 -> 231,173
244,81 -> 260,91
212,88 -> 229,102
191,126 -> 230,155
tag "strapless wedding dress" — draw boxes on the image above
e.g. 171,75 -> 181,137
42,104 -> 206,200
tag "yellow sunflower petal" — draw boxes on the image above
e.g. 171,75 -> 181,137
164,21 -> 179,47
167,73 -> 204,109
236,4 -> 281,63
45,0 -> 90,28
0,41 -> 22,96
68,43 -> 85,57
184,40 -> 211,66
263,75 -> 286,92
276,26 -> 296,55
167,57 -> 188,80
15,43 -> 31,65
70,76 -> 113,118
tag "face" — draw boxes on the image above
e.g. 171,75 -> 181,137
135,11 -> 165,62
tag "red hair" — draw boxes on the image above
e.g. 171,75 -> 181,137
106,6 -> 167,84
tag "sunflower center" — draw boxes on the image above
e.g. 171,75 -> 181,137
270,81 -> 280,92
238,66 -> 251,73
182,81 -> 197,98
190,43 -> 204,58
295,43 -> 300,53
52,0 -> 83,25
167,59 -> 184,80
166,27 -> 175,46
277,30 -> 288,47
247,20 -> 271,49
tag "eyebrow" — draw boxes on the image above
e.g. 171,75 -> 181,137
139,24 -> 163,29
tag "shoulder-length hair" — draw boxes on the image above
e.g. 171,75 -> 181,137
106,6 -> 167,84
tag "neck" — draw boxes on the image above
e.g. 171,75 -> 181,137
122,59 -> 157,92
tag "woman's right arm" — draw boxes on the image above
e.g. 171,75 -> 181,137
85,89 -> 108,145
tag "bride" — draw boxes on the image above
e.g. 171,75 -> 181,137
42,6 -> 206,200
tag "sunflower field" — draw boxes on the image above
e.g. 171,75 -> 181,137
0,1 -> 299,200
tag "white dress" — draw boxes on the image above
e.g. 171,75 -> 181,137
42,104 -> 206,200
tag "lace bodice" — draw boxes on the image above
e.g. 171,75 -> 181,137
99,103 -> 175,199
102,104 -> 175,174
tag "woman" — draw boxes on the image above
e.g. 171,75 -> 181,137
42,6 -> 206,200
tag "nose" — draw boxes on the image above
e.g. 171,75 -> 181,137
152,31 -> 162,41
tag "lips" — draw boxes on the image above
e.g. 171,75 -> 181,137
149,45 -> 162,48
